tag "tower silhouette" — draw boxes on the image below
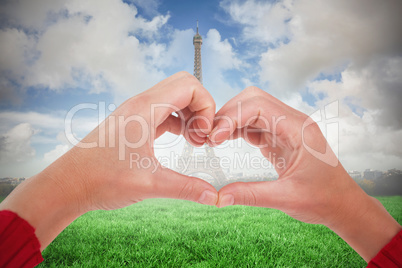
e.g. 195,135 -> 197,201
176,22 -> 227,188
193,20 -> 203,83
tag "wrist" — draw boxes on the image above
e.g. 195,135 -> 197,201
0,149 -> 88,250
325,181 -> 401,262
41,147 -> 93,214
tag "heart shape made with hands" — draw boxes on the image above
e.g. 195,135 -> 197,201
159,80 -> 345,227
78,71 -> 341,220
157,86 -> 286,190
145,72 -> 340,217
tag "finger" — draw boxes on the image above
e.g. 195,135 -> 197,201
234,127 -> 266,146
155,114 -> 206,147
178,107 -> 194,122
217,180 -> 290,209
147,71 -> 216,136
149,168 -> 218,206
187,131 -> 207,145
208,87 -> 298,144
185,129 -> 206,147
181,107 -> 212,141
176,107 -> 209,146
230,128 -> 280,153
185,119 -> 209,145
155,114 -> 184,139
208,126 -> 267,147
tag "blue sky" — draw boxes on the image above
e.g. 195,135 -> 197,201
0,0 -> 402,177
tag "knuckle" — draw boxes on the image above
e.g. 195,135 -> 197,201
177,70 -> 191,77
244,86 -> 263,96
209,99 -> 216,111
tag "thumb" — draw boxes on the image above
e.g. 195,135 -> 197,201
217,181 -> 287,209
150,168 -> 218,206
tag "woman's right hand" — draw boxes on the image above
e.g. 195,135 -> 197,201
209,86 -> 401,262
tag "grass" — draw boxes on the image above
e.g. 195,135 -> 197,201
33,196 -> 402,267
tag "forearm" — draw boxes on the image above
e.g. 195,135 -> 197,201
326,184 -> 401,262
0,153 -> 86,251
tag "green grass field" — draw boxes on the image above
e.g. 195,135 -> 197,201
32,196 -> 402,267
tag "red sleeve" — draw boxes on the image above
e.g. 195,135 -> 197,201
367,229 -> 402,268
0,210 -> 44,268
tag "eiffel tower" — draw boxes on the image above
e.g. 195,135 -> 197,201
176,21 -> 227,188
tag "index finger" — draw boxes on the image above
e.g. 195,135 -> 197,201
208,86 -> 301,145
144,71 -> 216,144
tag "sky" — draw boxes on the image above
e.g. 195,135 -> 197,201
0,0 -> 401,178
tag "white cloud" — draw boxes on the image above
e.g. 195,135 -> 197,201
258,0 -> 402,96
0,28 -> 33,75
0,108 -> 102,176
202,29 -> 244,107
338,110 -> 402,171
0,110 -> 100,147
222,0 -> 402,95
204,29 -> 242,71
310,57 -> 402,128
221,0 -> 402,171
149,28 -> 194,71
0,28 -> 36,103
0,111 -> 64,133
306,57 -> 402,170
220,0 -> 292,44
0,0 -> 171,104
0,123 -> 35,163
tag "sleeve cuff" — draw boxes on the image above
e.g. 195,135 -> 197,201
367,229 -> 402,268
0,210 -> 44,268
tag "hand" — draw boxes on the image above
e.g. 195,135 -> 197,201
208,86 -> 401,261
0,71 -> 218,250
209,86 -> 350,224
56,71 -> 218,211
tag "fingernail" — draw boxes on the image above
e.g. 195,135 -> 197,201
210,129 -> 229,144
195,118 -> 210,135
198,190 -> 218,206
219,194 -> 234,208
